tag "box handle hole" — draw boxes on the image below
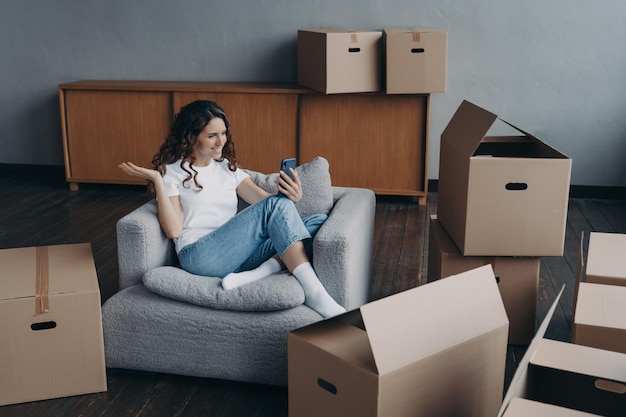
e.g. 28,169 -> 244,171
31,321 -> 57,331
317,378 -> 337,395
411,48 -> 425,53
348,47 -> 361,53
594,378 -> 626,394
505,182 -> 528,191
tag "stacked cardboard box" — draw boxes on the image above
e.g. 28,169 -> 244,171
430,99 -> 572,345
384,28 -> 447,94
297,27 -> 447,94
573,232 -> 626,354
428,215 -> 539,344
0,243 -> 107,406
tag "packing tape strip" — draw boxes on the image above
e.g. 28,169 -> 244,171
35,246 -> 50,315
412,31 -> 421,42
350,33 -> 358,43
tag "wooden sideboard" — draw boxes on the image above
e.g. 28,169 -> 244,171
58,80 -> 430,201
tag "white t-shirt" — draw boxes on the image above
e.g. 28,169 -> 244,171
162,159 -> 249,253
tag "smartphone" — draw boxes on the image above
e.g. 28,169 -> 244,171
280,158 -> 297,180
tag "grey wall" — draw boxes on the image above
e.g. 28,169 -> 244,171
2,0 -> 625,186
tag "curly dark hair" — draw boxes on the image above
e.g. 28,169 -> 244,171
149,100 -> 238,192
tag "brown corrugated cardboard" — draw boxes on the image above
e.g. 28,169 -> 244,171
572,233 -> 626,353
503,398 -> 603,416
573,282 -> 626,354
428,215 -> 539,344
585,232 -> 626,286
289,264 -> 509,417
504,398 -> 599,417
384,28 -> 447,94
0,243 -> 107,406
297,28 -> 382,94
526,339 -> 626,416
499,286 -> 626,417
437,100 -> 572,256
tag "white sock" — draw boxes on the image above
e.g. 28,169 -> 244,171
292,262 -> 346,318
222,258 -> 281,290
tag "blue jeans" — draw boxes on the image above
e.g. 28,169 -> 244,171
177,195 -> 328,277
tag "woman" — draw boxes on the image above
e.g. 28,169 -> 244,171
119,100 -> 345,318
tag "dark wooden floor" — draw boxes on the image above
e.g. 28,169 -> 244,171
1,170 -> 625,416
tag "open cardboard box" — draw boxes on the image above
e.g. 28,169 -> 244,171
0,243 -> 107,406
297,28 -> 382,94
573,232 -> 626,353
383,27 -> 447,94
437,100 -> 572,256
288,264 -> 509,417
428,215 -> 539,344
498,286 -> 626,417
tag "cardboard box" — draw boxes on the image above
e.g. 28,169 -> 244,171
384,28 -> 447,94
289,265 -> 509,417
585,232 -> 626,286
573,282 -> 626,354
428,215 -> 539,344
0,243 -> 107,406
503,398 -> 603,416
437,100 -> 572,256
498,287 -> 626,417
572,234 -> 626,353
297,28 -> 382,94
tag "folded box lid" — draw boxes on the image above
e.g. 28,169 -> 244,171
360,264 -> 508,375
0,243 -> 98,301
441,100 -> 565,158
531,337 -> 626,382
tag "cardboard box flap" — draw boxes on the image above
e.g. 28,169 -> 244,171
531,338 -> 626,383
361,264 -> 508,375
497,118 -> 541,142
505,398 -> 603,416
0,243 -> 98,301
441,100 -> 498,157
497,285 -> 565,417
442,100 -> 569,160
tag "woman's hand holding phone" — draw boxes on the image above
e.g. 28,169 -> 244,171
278,158 -> 301,202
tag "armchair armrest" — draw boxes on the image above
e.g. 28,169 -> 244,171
313,186 -> 376,310
116,200 -> 178,289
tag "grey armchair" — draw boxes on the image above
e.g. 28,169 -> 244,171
101,186 -> 375,386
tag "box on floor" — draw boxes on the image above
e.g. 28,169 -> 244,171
384,28 -> 447,94
428,215 -> 539,344
297,28 -> 382,94
0,243 -> 107,406
437,100 -> 572,257
584,232 -> 626,286
573,232 -> 626,354
289,264 -> 509,417
498,287 -> 626,417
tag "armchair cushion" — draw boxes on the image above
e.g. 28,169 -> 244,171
244,156 -> 333,217
143,267 -> 305,311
